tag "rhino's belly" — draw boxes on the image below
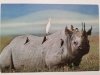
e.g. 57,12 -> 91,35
11,43 -> 46,70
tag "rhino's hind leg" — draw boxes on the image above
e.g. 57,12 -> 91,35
10,51 -> 15,72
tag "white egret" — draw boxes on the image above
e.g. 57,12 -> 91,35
42,18 -> 51,44
46,18 -> 51,35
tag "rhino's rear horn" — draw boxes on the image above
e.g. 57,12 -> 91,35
82,22 -> 84,31
71,25 -> 74,31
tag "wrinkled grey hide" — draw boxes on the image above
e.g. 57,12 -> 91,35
0,30 -> 70,70
0,25 -> 92,71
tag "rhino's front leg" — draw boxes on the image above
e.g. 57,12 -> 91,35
72,58 -> 82,70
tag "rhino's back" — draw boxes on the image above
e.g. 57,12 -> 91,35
10,35 -> 44,47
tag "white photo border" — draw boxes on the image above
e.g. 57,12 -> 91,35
0,0 -> 100,75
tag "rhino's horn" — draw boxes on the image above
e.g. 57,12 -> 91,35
83,22 -> 86,32
82,22 -> 83,31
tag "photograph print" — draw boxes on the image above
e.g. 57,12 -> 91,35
0,4 -> 99,72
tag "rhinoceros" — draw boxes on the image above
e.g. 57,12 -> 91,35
0,24 -> 92,72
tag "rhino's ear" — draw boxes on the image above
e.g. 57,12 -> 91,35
87,26 -> 92,36
65,26 -> 73,36
71,25 -> 74,31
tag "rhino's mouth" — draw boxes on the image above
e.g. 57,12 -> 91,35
77,48 -> 89,56
72,45 -> 89,57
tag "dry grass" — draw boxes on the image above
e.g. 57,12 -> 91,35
0,35 -> 99,72
0,36 -> 14,53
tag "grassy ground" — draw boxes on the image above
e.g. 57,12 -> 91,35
0,35 -> 99,72
0,36 -> 14,53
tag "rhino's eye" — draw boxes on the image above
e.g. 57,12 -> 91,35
74,41 -> 78,45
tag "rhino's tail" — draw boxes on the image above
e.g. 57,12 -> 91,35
10,51 -> 15,70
